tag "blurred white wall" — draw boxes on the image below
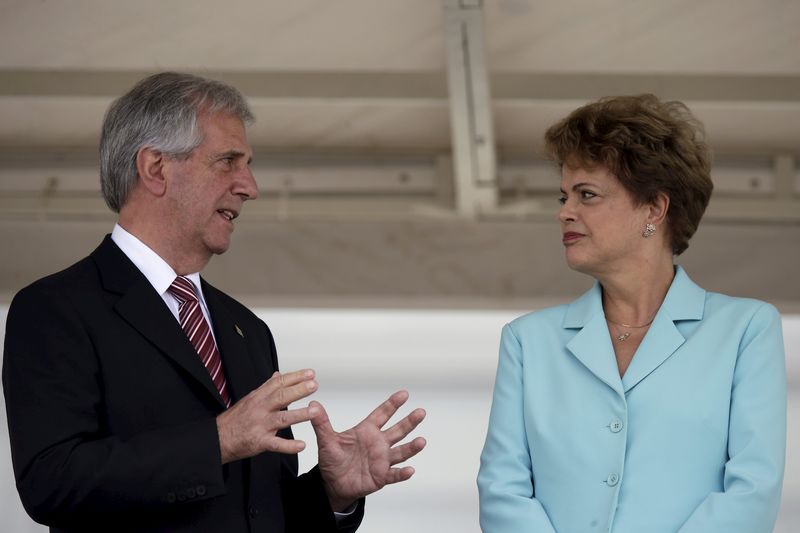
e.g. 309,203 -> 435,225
1,306 -> 797,532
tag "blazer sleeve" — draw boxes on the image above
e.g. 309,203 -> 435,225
678,303 -> 787,532
2,284 -> 227,527
477,324 -> 557,533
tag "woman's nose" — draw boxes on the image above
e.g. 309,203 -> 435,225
558,200 -> 576,223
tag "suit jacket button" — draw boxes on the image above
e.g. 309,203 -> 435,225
196,485 -> 206,497
186,487 -> 196,499
166,492 -> 176,503
249,506 -> 260,518
609,419 -> 623,433
177,491 -> 187,502
606,473 -> 620,487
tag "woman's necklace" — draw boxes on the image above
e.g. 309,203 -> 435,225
606,316 -> 656,342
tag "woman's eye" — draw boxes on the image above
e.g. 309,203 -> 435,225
580,190 -> 596,200
558,196 -> 567,205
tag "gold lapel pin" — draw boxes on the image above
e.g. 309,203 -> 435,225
235,324 -> 244,338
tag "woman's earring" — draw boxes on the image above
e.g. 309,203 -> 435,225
642,223 -> 656,238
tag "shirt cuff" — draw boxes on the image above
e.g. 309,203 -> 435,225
333,501 -> 358,521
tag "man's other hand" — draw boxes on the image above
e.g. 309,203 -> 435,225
311,390 -> 427,512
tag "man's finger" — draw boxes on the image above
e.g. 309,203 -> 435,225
264,375 -> 318,410
262,435 -> 307,455
260,368 -> 315,396
274,405 -> 317,429
384,408 -> 426,445
383,465 -> 416,485
274,380 -> 318,410
309,401 -> 336,442
389,436 -> 427,466
364,390 -> 409,428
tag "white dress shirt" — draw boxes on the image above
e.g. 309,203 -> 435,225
110,224 -> 216,339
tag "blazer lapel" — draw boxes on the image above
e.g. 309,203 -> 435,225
202,282 -> 262,404
621,266 -> 705,392
620,311 -> 685,392
91,236 -> 228,407
565,284 -> 625,397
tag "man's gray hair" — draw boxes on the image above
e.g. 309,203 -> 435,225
99,72 -> 255,212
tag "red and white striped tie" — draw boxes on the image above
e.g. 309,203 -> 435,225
168,276 -> 231,407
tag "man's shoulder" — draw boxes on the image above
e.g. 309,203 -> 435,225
14,254 -> 98,300
13,236 -> 121,302
6,253 -> 103,332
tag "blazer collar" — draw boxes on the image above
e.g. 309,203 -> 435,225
564,266 -> 706,395
90,236 -> 231,409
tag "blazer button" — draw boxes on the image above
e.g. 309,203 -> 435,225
606,473 -> 620,487
609,419 -> 623,433
166,492 -> 176,503
196,485 -> 207,497
249,506 -> 260,518
177,491 -> 187,502
186,487 -> 196,499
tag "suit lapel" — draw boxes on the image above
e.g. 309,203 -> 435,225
565,284 -> 625,397
563,267 -> 706,396
202,281 -> 262,403
620,310 -> 685,392
621,266 -> 705,392
91,236 -> 227,407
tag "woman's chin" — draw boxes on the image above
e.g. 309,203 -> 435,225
564,253 -> 597,276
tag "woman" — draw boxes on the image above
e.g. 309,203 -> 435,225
477,95 -> 786,532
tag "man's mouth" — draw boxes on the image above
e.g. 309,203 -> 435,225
217,209 -> 237,222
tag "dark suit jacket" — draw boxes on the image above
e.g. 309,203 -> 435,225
3,236 -> 363,532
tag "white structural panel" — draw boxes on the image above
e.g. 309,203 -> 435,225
443,0 -> 498,217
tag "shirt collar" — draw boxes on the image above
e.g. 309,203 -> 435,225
110,224 -> 204,298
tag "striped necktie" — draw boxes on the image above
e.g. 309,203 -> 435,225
168,276 -> 231,407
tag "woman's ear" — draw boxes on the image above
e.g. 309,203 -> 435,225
647,191 -> 670,225
135,146 -> 167,197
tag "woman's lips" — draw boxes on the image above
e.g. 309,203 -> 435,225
562,232 -> 584,244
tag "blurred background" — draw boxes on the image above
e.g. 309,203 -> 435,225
0,0 -> 797,531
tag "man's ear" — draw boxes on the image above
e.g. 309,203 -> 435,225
647,191 -> 670,225
135,146 -> 167,197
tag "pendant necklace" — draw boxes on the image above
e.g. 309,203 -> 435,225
606,316 -> 655,342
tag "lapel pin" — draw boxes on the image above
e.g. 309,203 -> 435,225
235,324 -> 244,338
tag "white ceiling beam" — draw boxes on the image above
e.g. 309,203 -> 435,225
443,0 -> 497,217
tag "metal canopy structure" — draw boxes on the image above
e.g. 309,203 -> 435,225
0,0 -> 798,308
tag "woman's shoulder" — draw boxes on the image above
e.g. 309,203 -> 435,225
672,266 -> 781,324
703,289 -> 780,320
506,303 -> 571,334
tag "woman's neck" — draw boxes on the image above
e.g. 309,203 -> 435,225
599,258 -> 676,326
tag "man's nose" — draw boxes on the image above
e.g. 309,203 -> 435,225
235,166 -> 259,201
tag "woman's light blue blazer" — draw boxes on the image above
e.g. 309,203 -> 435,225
478,266 -> 786,532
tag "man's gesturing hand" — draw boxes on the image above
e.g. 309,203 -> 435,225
311,390 -> 427,512
216,369 -> 319,464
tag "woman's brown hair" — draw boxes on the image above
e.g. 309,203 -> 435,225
544,94 -> 713,255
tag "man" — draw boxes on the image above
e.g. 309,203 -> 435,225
3,72 -> 426,532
